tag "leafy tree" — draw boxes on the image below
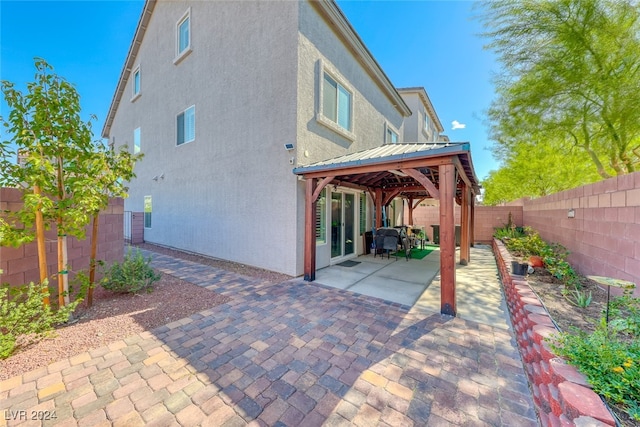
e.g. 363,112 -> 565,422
479,0 -> 640,196
85,144 -> 140,307
482,137 -> 600,205
1,58 -> 139,307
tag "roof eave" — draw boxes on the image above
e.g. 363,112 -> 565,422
101,0 -> 156,139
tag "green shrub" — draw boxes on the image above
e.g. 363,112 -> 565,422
552,325 -> 640,421
0,281 -> 79,359
571,289 -> 593,307
100,248 -> 160,294
504,227 -> 547,257
607,287 -> 640,338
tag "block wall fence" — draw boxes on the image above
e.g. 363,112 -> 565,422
0,187 -> 125,289
522,171 -> 640,296
408,172 -> 640,295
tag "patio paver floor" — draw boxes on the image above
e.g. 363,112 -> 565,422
0,246 -> 538,426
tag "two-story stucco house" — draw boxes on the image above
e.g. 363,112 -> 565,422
103,0 -> 453,278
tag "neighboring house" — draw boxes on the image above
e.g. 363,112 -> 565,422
397,87 -> 445,143
103,0 -> 453,277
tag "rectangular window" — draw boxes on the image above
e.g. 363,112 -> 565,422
359,193 -> 367,235
316,189 -> 326,244
132,67 -> 140,97
144,195 -> 152,228
386,128 -> 398,144
177,105 -> 195,145
178,15 -> 190,54
322,73 -> 352,131
133,127 -> 141,153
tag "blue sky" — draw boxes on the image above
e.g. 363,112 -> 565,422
1,1 -> 498,180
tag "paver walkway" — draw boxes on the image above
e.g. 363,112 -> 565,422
1,248 -> 538,426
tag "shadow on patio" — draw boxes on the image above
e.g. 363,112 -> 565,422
133,245 -> 535,425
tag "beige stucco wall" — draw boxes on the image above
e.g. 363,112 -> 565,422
110,1 -> 301,275
398,90 -> 439,143
108,0 -> 407,276
294,1 -> 407,271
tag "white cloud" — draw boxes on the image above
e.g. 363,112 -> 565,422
451,120 -> 466,130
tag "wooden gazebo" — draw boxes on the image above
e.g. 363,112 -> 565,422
293,142 -> 480,316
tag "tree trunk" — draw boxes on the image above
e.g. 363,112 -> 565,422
57,219 -> 66,307
87,213 -> 99,307
34,185 -> 49,307
56,156 -> 69,306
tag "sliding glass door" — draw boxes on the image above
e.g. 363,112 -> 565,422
331,192 -> 355,258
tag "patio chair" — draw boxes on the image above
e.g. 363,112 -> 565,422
383,235 -> 398,259
400,235 -> 411,261
373,234 -> 386,258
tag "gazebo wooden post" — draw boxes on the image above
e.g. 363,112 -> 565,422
439,163 -> 456,316
375,187 -> 383,228
470,196 -> 475,247
304,177 -> 317,281
407,196 -> 414,225
460,185 -> 471,265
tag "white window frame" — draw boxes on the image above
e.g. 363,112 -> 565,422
174,8 -> 192,65
176,105 -> 195,146
131,65 -> 141,102
133,127 -> 141,154
316,60 -> 355,142
144,195 -> 152,229
422,111 -> 433,141
384,122 -> 399,144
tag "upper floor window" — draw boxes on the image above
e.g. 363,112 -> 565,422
174,8 -> 191,64
323,73 -> 352,131
424,112 -> 430,130
132,66 -> 141,100
134,127 -> 141,153
316,61 -> 355,142
177,105 -> 195,145
386,128 -> 398,144
385,122 -> 399,144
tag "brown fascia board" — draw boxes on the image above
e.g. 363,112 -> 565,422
101,0 -> 156,138
397,87 -> 445,133
311,0 -> 412,117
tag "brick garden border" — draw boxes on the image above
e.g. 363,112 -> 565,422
492,238 -> 617,426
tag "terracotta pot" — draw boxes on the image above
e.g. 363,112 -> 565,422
529,255 -> 544,268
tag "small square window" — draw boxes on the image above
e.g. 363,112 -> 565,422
177,105 -> 195,145
134,127 -> 141,153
